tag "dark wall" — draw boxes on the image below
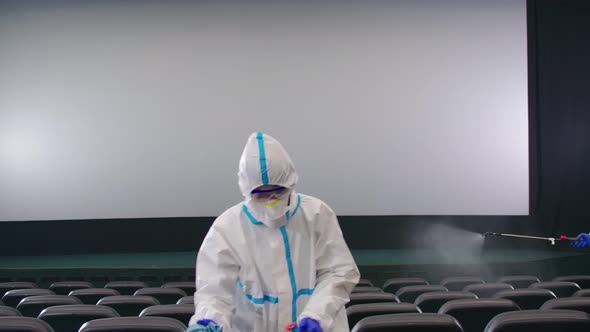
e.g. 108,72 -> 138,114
2,0 -> 590,256
528,0 -> 590,238
0,215 -> 538,256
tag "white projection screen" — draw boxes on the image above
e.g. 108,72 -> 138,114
0,1 -> 528,221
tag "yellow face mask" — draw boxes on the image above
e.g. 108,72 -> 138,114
264,199 -> 280,207
247,190 -> 291,226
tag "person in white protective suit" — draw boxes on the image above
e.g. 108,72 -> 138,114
187,132 -> 360,332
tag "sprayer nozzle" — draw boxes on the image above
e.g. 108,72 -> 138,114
483,232 -> 500,238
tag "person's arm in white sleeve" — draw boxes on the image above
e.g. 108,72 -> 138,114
189,225 -> 240,331
298,204 -> 360,330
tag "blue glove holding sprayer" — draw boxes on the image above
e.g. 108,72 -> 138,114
186,319 -> 222,332
571,233 -> 590,248
298,318 -> 323,332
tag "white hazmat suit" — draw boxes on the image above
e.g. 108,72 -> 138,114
189,132 -> 360,332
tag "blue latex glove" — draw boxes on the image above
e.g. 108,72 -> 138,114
298,318 -> 323,332
571,233 -> 590,248
186,319 -> 222,332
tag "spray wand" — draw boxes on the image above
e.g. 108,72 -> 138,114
483,232 -> 578,246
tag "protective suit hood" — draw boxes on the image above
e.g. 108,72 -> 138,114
238,132 -> 298,198
238,132 -> 298,227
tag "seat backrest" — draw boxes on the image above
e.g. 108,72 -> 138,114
382,278 -> 429,295
0,306 -> 22,317
176,296 -> 193,305
104,281 -> 148,295
529,281 -> 581,298
1,289 -> 55,308
439,298 -> 520,332
395,285 -> 448,303
49,282 -> 94,295
352,286 -> 383,293
351,313 -> 464,332
68,288 -> 120,304
463,283 -> 514,298
97,295 -> 160,317
347,293 -> 399,308
79,317 -> 186,332
161,282 -> 195,295
346,302 -> 421,328
133,288 -> 187,305
16,295 -> 83,318
496,276 -> 540,289
493,289 -> 556,310
0,317 -> 55,332
0,282 -> 38,299
38,304 -> 119,332
484,309 -> 590,332
573,289 -> 590,297
357,279 -> 374,287
441,277 -> 485,291
553,275 -> 590,289
139,304 -> 194,326
415,291 -> 478,313
541,297 -> 590,314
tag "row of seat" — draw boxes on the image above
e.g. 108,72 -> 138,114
3,287 -> 191,305
346,295 -> 590,331
0,281 -> 195,297
0,278 -> 194,286
3,275 -> 587,298
1,292 -> 194,317
0,316 -> 187,332
350,286 -> 590,310
356,284 -> 589,301
1,301 -> 193,326
2,309 -> 590,332
351,310 -> 590,332
358,275 -> 590,293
